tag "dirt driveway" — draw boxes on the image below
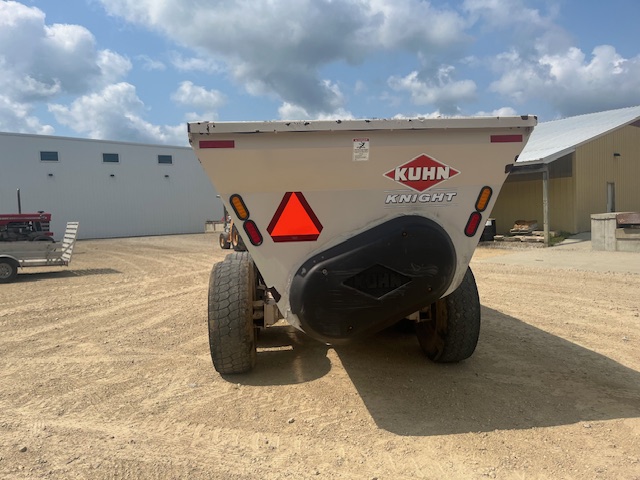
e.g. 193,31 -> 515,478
1,234 -> 639,479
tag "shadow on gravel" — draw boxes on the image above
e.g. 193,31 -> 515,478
16,268 -> 122,282
334,306 -> 640,436
231,324 -> 331,386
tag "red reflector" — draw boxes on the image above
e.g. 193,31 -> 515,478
491,134 -> 523,143
267,192 -> 323,242
243,220 -> 263,246
199,140 -> 235,149
465,212 -> 482,237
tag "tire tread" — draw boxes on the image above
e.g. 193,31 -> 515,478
416,267 -> 480,363
0,259 -> 19,284
208,252 -> 256,374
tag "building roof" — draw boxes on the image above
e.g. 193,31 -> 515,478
517,105 -> 640,164
0,130 -> 192,150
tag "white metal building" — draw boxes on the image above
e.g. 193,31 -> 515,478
0,132 -> 222,239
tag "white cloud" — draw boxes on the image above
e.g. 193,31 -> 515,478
278,103 -> 310,120
170,53 -> 221,73
491,45 -> 640,117
171,81 -> 226,111
368,0 -> 469,51
277,102 -> 354,121
354,80 -> 367,95
463,0 -> 555,29
276,80 -> 351,120
7,67 -> 62,100
463,0 -> 570,55
137,55 -> 166,71
392,111 -> 443,119
0,95 -> 54,135
49,83 -> 185,144
391,107 -> 518,119
97,49 -> 133,82
314,109 -> 355,121
183,111 -> 218,122
97,0 -> 469,116
2,0 -> 638,140
0,1 -> 131,105
0,2 -> 131,101
459,0 -> 640,117
474,106 -> 518,117
388,67 -> 477,115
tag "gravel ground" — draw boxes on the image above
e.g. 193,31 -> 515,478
1,234 -> 639,479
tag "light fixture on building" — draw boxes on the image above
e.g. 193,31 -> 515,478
48,173 -> 54,177
613,152 -> 621,157
164,174 -> 170,178
110,174 -> 115,177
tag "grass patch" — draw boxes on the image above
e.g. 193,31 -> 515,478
550,231 -> 573,246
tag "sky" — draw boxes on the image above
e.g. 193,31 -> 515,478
1,0 -> 639,146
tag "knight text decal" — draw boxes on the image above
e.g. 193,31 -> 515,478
385,191 -> 458,205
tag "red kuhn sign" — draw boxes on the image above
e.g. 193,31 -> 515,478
384,154 -> 460,192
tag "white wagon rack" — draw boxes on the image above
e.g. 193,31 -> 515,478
0,222 -> 79,283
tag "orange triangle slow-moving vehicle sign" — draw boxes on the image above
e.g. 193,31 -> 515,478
267,192 -> 323,242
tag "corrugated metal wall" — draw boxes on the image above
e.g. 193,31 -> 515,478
491,154 -> 577,234
491,173 -> 542,234
493,123 -> 640,235
0,132 -> 223,239
574,124 -> 640,231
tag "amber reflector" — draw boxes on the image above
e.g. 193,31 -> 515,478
230,194 -> 249,220
475,186 -> 493,212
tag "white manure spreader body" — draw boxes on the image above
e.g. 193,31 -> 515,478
188,116 -> 536,374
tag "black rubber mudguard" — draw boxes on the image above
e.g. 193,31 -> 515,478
289,215 -> 456,343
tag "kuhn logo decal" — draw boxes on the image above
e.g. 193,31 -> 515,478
384,154 -> 460,192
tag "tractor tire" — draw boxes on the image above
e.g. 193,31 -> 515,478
219,233 -> 231,249
415,267 -> 480,363
231,225 -> 246,251
0,258 -> 19,284
207,252 -> 257,374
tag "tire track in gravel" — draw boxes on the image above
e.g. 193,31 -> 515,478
98,248 -> 215,275
5,411 -> 430,479
472,261 -> 640,359
3,236 -> 640,480
1,283 -> 204,348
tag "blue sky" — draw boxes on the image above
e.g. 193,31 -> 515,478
1,0 -> 639,146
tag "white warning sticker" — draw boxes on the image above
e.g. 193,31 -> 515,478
353,138 -> 370,162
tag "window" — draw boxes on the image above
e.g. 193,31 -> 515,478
158,154 -> 173,165
40,151 -> 59,162
103,153 -> 120,163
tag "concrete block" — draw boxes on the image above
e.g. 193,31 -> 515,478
591,213 -> 640,252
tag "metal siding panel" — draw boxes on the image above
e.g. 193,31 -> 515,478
549,176 -> 576,233
614,126 -> 640,213
547,154 -> 577,233
493,158 -> 577,235
0,133 -> 223,239
491,121 -> 640,235
491,177 -> 543,234
574,126 -> 640,232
